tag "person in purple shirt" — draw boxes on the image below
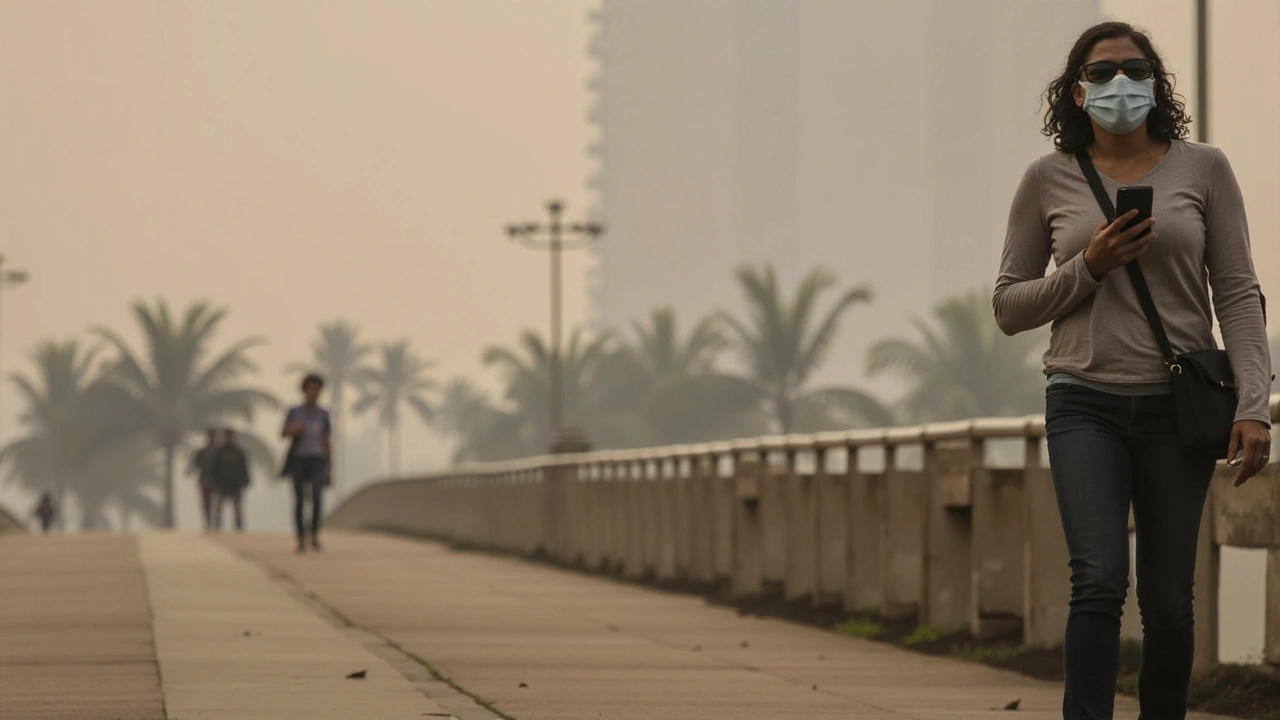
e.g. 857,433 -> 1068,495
281,374 -> 332,553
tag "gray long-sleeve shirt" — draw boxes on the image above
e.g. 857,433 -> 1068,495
993,140 -> 1272,424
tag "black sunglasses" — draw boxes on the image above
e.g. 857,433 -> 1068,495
1079,58 -> 1156,83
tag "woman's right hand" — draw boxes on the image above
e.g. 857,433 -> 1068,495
1081,210 -> 1156,279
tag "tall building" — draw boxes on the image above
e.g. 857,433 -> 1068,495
586,0 -> 1100,384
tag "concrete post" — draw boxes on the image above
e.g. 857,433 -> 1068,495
591,465 -> 609,569
641,460 -> 661,577
689,455 -> 716,583
541,464 -> 562,558
921,441 -> 976,630
656,459 -> 679,580
673,458 -> 694,579
624,463 -> 647,578
525,474 -> 543,555
1023,443 -> 1070,648
713,454 -> 736,580
510,478 -> 525,552
582,467 -> 604,570
733,450 -> 764,596
881,446 -> 926,620
814,447 -> 849,606
970,466 -> 1025,638
785,449 -> 817,602
607,462 -> 627,572
845,449 -> 883,612
760,453 -> 789,586
564,465 -> 584,565
696,458 -> 713,576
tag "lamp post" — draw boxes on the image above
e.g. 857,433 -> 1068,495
0,255 -> 30,446
506,200 -> 605,453
1196,0 -> 1209,143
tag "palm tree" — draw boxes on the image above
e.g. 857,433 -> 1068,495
867,289 -> 1049,422
94,301 -> 279,528
0,340 -> 125,530
353,340 -> 437,476
70,437 -> 164,531
287,321 -> 372,493
602,308 -> 764,444
482,328 -> 621,454
720,264 -> 891,433
433,378 -> 522,464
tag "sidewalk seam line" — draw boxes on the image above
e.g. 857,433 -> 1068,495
133,534 -> 171,720
226,544 -> 511,720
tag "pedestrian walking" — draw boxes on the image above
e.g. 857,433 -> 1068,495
188,428 -> 219,531
211,428 -> 251,532
281,373 -> 332,553
31,491 -> 56,533
994,21 -> 1271,719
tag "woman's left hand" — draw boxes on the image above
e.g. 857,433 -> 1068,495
1228,420 -> 1272,486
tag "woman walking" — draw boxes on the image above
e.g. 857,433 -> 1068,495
993,21 -> 1271,719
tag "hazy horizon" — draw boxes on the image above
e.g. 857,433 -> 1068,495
0,0 -> 1274,664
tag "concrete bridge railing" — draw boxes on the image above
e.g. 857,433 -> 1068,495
329,396 -> 1280,672
0,504 -> 26,534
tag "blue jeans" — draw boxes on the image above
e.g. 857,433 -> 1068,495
1045,384 -> 1215,719
291,457 -> 327,540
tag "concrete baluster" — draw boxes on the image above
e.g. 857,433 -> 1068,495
1022,420 -> 1070,647
920,423 -> 977,630
759,442 -> 789,588
784,443 -> 817,602
655,456 -> 679,580
881,429 -> 926,620
673,454 -> 694,580
732,444 -> 764,596
813,436 -> 849,607
845,432 -> 885,613
970,422 -> 1027,639
712,450 -> 737,581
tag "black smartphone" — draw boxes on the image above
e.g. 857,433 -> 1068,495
1115,185 -> 1153,240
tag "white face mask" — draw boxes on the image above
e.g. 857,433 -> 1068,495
1080,74 -> 1156,135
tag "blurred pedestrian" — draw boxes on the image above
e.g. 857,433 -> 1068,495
31,491 -> 56,533
281,373 -> 331,553
211,428 -> 251,532
188,428 -> 219,531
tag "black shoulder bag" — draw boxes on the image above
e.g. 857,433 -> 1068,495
1075,149 -> 1238,458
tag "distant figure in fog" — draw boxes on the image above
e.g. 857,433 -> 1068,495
31,492 -> 56,533
281,374 -> 331,553
212,428 -> 251,532
188,428 -> 219,531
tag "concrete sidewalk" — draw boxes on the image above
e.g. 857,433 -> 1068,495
139,533 -> 452,719
0,534 -> 165,720
0,531 -> 1234,719
0,532 -> 482,720
223,532 -> 1231,720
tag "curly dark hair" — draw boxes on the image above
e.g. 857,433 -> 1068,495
1042,21 -> 1191,153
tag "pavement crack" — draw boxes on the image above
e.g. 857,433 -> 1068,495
228,545 -> 510,720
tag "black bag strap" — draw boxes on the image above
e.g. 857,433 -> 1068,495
1074,149 -> 1179,366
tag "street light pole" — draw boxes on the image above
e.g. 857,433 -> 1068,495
506,200 -> 605,452
1196,0 -> 1209,143
548,202 -> 564,434
0,255 -> 30,448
